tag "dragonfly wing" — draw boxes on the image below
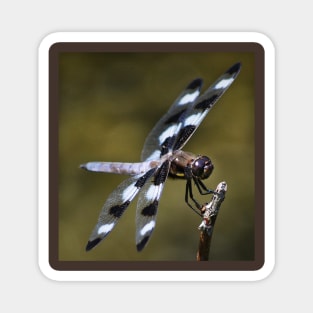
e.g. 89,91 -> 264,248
86,168 -> 156,251
173,62 -> 242,151
140,78 -> 203,161
135,160 -> 170,251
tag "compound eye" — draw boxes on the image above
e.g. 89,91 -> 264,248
192,156 -> 214,179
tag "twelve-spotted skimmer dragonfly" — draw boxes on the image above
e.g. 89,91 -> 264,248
81,62 -> 241,252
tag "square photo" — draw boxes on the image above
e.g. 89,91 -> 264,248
39,33 -> 273,279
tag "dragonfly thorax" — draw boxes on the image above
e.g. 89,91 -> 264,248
168,150 -> 213,180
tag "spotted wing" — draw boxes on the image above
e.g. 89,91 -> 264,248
172,62 -> 242,151
135,160 -> 170,251
140,78 -> 203,161
85,168 -> 156,251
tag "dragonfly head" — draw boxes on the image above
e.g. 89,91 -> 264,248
191,156 -> 214,180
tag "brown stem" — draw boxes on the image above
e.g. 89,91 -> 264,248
196,182 -> 227,261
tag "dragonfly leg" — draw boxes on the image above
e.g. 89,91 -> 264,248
193,178 -> 216,196
185,178 -> 202,216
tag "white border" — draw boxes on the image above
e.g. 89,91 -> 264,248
38,32 -> 275,281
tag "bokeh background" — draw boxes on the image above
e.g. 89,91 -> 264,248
58,51 -> 255,261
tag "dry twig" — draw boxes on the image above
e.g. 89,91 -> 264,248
196,181 -> 227,261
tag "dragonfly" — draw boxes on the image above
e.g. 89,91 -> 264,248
80,62 -> 241,252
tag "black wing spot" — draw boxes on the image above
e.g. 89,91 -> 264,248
135,168 -> 156,188
164,109 -> 187,125
173,125 -> 196,151
109,201 -> 130,218
160,135 -> 176,156
141,200 -> 158,216
227,62 -> 241,75
186,78 -> 203,90
154,160 -> 170,185
195,94 -> 219,109
86,238 -> 102,251
136,236 -> 150,252
195,95 -> 220,111
161,145 -> 169,156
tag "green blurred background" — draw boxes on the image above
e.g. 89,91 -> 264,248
58,51 -> 255,261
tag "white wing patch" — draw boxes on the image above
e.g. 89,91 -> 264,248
158,124 -> 178,144
140,220 -> 156,236
214,77 -> 235,89
145,183 -> 163,202
97,222 -> 115,235
184,112 -> 202,126
178,89 -> 200,105
122,182 -> 138,202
